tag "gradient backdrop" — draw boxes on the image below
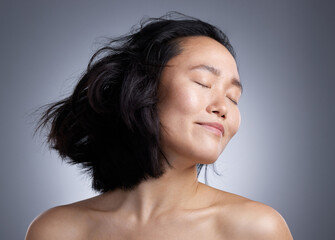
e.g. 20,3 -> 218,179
1,0 -> 334,239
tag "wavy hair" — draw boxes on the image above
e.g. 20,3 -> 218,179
37,12 -> 236,193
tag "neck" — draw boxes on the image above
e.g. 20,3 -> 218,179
104,163 -> 203,224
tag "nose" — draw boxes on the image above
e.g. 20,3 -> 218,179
206,98 -> 228,119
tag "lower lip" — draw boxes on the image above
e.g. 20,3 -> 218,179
197,124 -> 223,136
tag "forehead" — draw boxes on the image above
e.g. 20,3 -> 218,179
164,36 -> 239,80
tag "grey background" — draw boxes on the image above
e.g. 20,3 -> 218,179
1,0 -> 334,239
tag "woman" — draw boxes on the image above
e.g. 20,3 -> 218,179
26,13 -> 293,239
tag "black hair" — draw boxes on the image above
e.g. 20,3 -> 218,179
37,12 -> 236,193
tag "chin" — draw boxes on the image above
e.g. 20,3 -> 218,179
194,145 -> 224,160
196,153 -> 220,165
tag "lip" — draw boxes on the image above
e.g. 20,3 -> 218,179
196,122 -> 224,136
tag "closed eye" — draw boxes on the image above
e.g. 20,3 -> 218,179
195,82 -> 210,88
196,81 -> 239,105
228,97 -> 238,105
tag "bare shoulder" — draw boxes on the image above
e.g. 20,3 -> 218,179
25,204 -> 89,240
215,190 -> 293,240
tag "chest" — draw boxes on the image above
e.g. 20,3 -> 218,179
86,212 -> 223,240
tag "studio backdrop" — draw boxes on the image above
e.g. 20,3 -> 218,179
0,0 -> 334,239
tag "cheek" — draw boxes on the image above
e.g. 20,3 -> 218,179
229,108 -> 241,136
157,83 -> 204,153
219,109 -> 241,154
159,83 -> 202,117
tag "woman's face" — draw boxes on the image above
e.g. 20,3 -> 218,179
157,36 -> 242,167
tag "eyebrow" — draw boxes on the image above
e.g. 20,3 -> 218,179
189,64 -> 243,94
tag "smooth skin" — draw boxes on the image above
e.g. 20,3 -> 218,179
26,36 -> 293,240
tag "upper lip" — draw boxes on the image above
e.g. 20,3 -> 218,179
196,122 -> 225,135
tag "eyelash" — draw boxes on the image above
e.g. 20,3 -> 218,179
195,82 -> 238,105
196,82 -> 210,88
230,99 -> 238,105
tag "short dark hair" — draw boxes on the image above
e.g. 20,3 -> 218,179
37,12 -> 236,193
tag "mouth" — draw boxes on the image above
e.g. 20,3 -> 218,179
196,122 -> 224,136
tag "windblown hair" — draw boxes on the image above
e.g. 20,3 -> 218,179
37,12 -> 236,193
